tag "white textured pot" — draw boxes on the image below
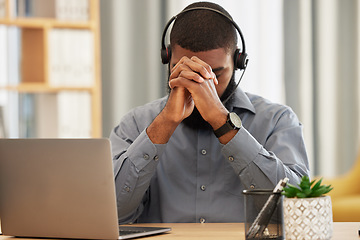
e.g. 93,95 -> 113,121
283,196 -> 333,240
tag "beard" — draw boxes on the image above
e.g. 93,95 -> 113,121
167,71 -> 237,130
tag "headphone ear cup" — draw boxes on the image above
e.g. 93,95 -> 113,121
161,46 -> 172,64
234,49 -> 248,70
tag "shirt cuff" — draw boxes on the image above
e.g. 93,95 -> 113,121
126,129 -> 166,172
221,127 -> 262,173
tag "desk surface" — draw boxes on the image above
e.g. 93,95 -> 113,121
0,222 -> 359,239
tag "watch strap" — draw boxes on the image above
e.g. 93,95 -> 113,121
214,121 -> 234,138
214,112 -> 241,138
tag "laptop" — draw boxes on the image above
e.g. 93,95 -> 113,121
0,138 -> 171,239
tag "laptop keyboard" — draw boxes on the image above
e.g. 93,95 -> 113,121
120,230 -> 147,235
119,227 -> 150,236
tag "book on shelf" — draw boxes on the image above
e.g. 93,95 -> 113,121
0,91 -> 20,138
18,93 -> 37,137
0,0 -> 5,18
0,90 -> 6,137
34,93 -> 58,138
0,105 -> 5,138
0,25 -> 8,87
56,0 -> 89,21
17,0 -> 56,18
0,25 -> 21,87
15,0 -> 89,21
48,28 -> 94,87
7,26 -> 21,86
0,24 -> 21,137
35,91 -> 92,138
57,91 -> 91,138
4,91 -> 92,138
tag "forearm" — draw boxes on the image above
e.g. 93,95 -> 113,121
146,110 -> 180,144
110,129 -> 165,224
222,126 -> 309,189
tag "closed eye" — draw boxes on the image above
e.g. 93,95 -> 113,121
213,67 -> 224,79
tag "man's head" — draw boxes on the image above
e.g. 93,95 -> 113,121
168,2 -> 239,98
169,2 -> 238,55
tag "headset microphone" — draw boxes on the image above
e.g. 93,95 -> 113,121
222,67 -> 247,104
161,6 -> 249,103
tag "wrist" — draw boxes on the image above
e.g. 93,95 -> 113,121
208,109 -> 229,130
214,112 -> 242,138
161,106 -> 184,126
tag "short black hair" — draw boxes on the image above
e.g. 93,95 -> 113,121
170,2 -> 237,54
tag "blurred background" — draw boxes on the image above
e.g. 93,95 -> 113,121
0,0 -> 359,179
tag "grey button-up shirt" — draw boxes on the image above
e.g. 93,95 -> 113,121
110,88 -> 309,224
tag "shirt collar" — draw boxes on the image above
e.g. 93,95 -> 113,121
228,88 -> 256,114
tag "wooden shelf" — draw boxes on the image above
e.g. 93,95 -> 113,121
0,0 -> 102,138
0,84 -> 94,93
0,18 -> 94,29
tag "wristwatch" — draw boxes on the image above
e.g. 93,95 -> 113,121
214,112 -> 242,138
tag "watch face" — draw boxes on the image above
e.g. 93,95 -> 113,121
229,112 -> 242,128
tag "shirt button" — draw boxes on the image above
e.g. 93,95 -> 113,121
250,184 -> 255,189
201,149 -> 207,155
154,155 -> 159,161
199,218 -> 206,223
228,156 -> 234,162
124,186 -> 131,192
200,185 -> 206,191
143,154 -> 150,160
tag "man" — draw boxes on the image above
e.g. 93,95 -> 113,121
110,2 -> 309,224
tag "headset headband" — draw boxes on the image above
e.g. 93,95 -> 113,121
161,6 -> 248,70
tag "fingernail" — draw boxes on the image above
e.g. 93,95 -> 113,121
214,77 -> 218,85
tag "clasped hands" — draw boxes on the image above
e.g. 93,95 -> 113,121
165,56 -> 228,130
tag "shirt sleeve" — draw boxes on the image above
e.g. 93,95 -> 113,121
221,107 -> 310,190
109,115 -> 166,224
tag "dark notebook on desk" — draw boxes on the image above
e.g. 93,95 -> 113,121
0,138 -> 170,239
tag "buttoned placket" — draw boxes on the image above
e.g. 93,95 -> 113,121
195,130 -> 212,223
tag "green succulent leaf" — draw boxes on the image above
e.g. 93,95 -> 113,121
283,186 -> 300,197
296,192 -> 307,198
299,177 -> 311,190
281,176 -> 333,198
311,178 -> 323,191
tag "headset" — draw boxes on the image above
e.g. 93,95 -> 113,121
160,6 -> 248,70
160,7 -> 249,103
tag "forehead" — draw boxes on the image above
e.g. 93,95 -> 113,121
171,45 -> 232,68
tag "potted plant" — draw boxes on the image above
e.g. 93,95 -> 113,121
282,176 -> 333,240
